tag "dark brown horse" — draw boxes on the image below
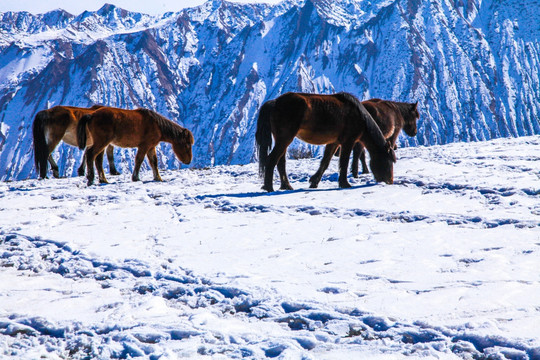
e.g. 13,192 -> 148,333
349,99 -> 419,177
32,105 -> 118,179
77,107 -> 194,185
256,92 -> 396,192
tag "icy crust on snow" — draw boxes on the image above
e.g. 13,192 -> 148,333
0,136 -> 539,359
2,234 -> 538,359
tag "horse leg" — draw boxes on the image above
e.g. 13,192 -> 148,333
95,150 -> 108,184
106,145 -> 120,175
41,137 -> 62,179
351,145 -> 359,178
85,146 -> 97,186
351,143 -> 368,177
48,155 -> 60,178
359,146 -> 369,174
277,156 -> 293,190
338,141 -> 355,188
132,147 -> 148,182
77,151 -> 86,176
147,147 -> 162,182
263,140 -> 291,192
310,143 -> 339,188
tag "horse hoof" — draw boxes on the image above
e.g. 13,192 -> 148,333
77,171 -> 85,177
111,171 -> 120,176
132,177 -> 140,182
261,185 -> 274,192
99,179 -> 109,184
87,180 -> 94,186
309,182 -> 319,189
339,182 -> 352,189
280,185 -> 293,191
53,172 -> 60,179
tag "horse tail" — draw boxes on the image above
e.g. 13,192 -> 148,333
32,110 -> 50,177
255,100 -> 274,177
77,114 -> 91,150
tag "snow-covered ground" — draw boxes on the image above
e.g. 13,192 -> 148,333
1,136 -> 539,359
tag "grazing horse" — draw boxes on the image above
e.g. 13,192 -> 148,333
32,105 -> 118,179
77,107 -> 194,186
349,99 -> 419,177
256,92 -> 396,192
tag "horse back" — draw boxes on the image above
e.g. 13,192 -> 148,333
275,92 -> 350,145
88,108 -> 160,148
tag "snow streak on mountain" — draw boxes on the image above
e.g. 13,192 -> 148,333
0,0 -> 538,180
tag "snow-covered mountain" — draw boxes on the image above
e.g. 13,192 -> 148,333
0,0 -> 538,181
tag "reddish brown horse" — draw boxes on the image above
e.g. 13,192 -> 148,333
32,105 -> 118,179
77,107 -> 194,185
256,92 -> 396,192
349,99 -> 419,177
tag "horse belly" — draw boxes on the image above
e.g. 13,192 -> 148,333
62,126 -> 79,147
296,129 -> 338,145
110,137 -> 144,148
111,140 -> 135,148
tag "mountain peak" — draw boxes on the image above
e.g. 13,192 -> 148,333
95,3 -> 139,18
97,3 -> 117,14
43,9 -> 73,17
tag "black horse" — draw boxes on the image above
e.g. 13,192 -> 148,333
256,92 -> 396,192
349,99 -> 419,177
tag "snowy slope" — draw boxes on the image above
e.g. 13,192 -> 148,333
0,0 -> 539,181
0,136 -> 539,359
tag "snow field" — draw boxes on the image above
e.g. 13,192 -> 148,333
0,135 -> 539,359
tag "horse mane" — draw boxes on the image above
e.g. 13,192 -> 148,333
136,108 -> 192,143
371,99 -> 415,125
335,92 -> 387,148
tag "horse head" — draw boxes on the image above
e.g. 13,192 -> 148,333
173,129 -> 194,165
403,102 -> 419,137
369,141 -> 396,184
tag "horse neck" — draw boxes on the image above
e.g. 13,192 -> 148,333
360,131 -> 386,155
357,109 -> 387,154
390,101 -> 411,125
159,129 -> 174,143
156,119 -> 181,144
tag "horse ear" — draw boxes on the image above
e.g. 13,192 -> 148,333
413,101 -> 418,110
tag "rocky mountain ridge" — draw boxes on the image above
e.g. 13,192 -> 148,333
0,0 -> 538,180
